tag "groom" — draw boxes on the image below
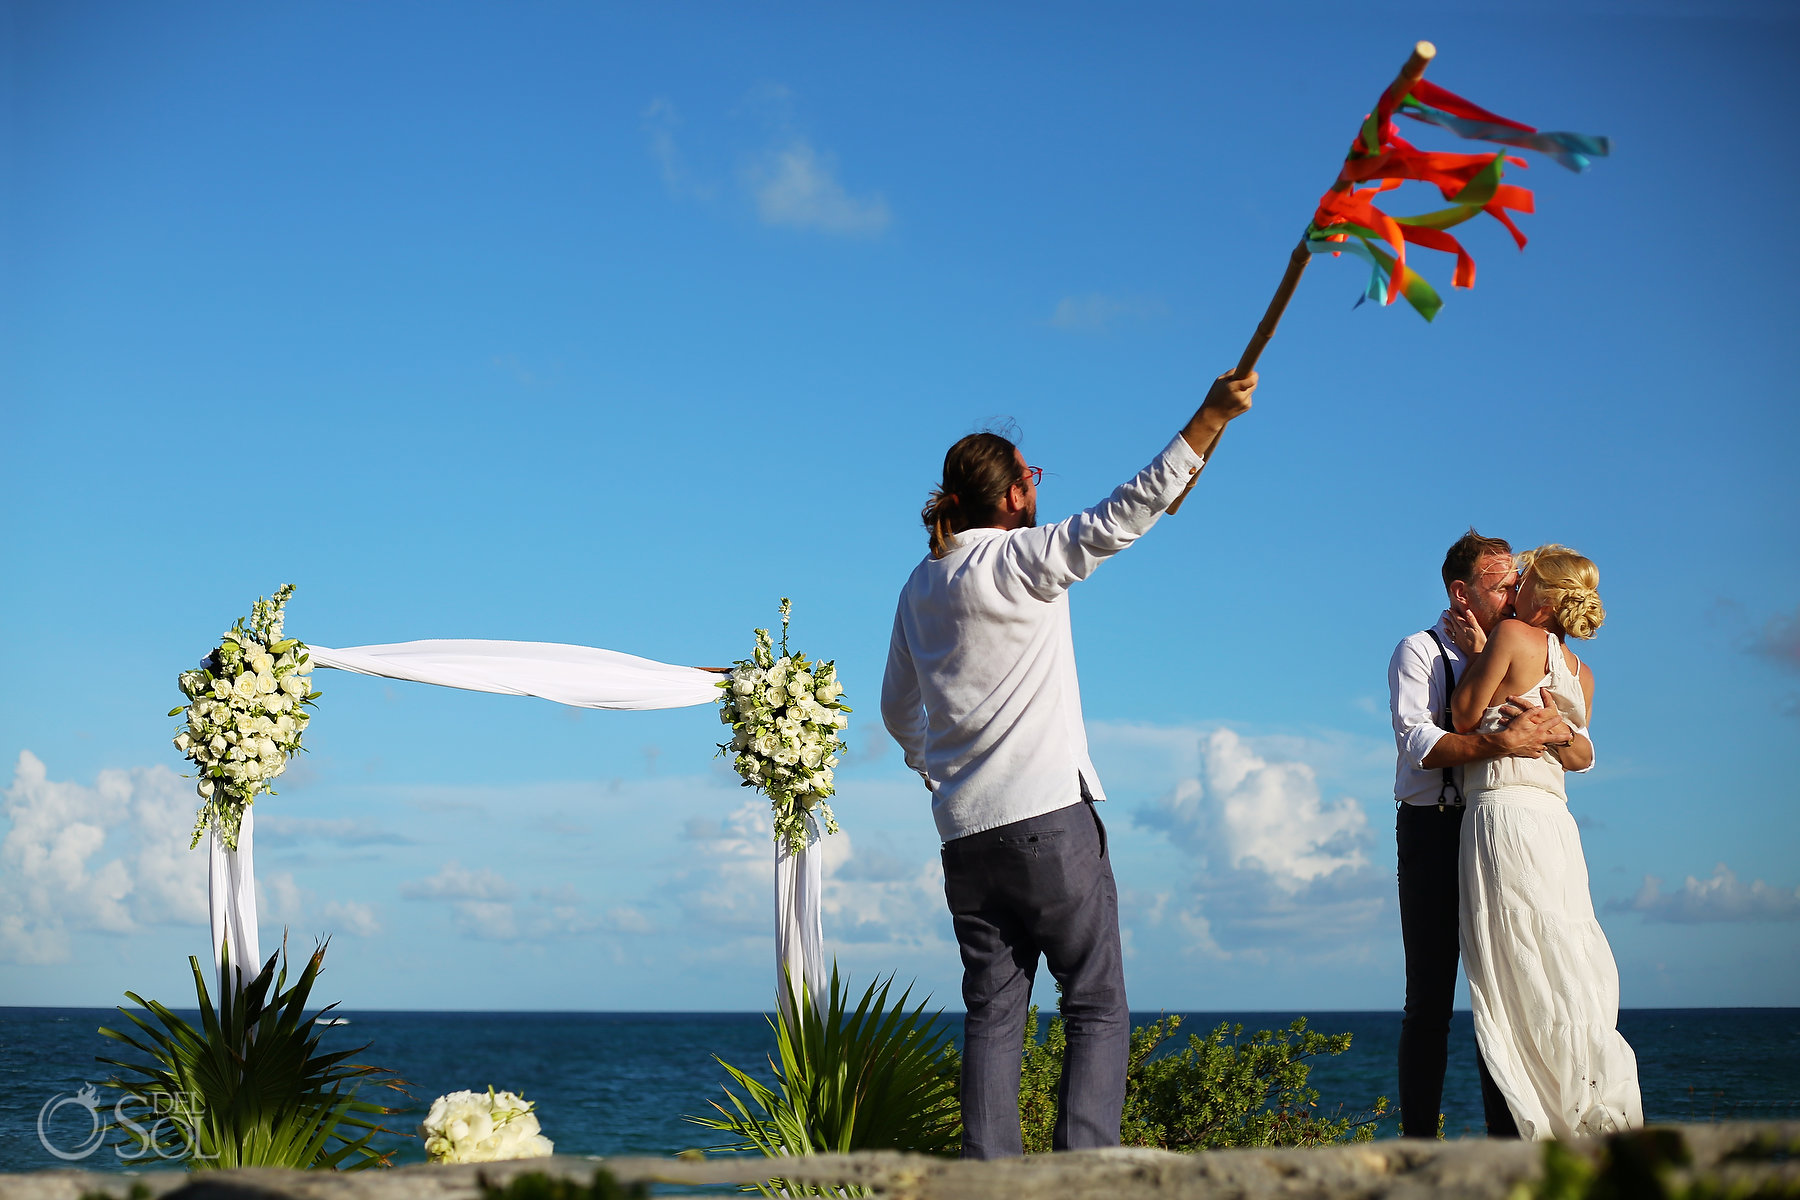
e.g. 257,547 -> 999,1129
882,370 -> 1257,1158
1388,529 -> 1593,1138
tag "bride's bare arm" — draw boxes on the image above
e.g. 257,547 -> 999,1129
1452,620 -> 1535,733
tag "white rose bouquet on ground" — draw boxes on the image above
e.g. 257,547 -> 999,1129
718,599 -> 850,855
420,1087 -> 553,1163
169,584 -> 318,851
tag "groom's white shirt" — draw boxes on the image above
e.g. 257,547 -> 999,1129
1388,613 -> 1593,807
882,434 -> 1205,842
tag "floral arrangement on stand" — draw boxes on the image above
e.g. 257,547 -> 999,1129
169,584 -> 318,850
421,1088 -> 554,1163
718,599 -> 851,854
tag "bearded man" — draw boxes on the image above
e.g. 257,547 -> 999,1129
881,370 -> 1255,1158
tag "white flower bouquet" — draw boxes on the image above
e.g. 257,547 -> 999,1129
169,584 -> 318,851
420,1087 -> 553,1163
718,599 -> 850,855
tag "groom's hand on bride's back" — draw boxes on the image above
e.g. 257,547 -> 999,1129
1493,698 -> 1569,758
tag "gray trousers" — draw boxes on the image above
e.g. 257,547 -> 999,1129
941,796 -> 1128,1158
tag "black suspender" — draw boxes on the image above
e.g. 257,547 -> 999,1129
1424,629 -> 1465,810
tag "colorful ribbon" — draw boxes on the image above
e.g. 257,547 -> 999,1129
1305,74 -> 1608,320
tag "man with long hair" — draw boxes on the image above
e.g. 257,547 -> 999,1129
881,370 -> 1255,1158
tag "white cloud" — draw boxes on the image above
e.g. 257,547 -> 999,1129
321,900 -> 382,937
1113,724 -> 1389,959
259,871 -> 308,925
453,900 -> 518,941
745,140 -> 890,236
1138,728 -> 1369,889
1,751 -> 208,964
643,97 -> 714,201
401,860 -> 524,940
257,814 -> 414,846
1617,864 -> 1800,923
822,830 -> 950,953
400,860 -> 518,902
669,802 -> 949,956
1047,293 -> 1167,332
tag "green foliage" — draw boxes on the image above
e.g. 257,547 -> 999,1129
477,1170 -> 647,1200
1011,1006 -> 1387,1153
690,967 -> 960,1193
96,940 -> 403,1170
1512,1129 -> 1800,1200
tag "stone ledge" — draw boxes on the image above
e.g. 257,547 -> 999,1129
7,1122 -> 1797,1200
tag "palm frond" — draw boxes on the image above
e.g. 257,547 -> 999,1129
689,965 -> 959,1194
96,937 -> 406,1170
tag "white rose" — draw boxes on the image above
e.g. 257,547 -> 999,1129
197,778 -> 215,798
249,653 -> 274,675
282,675 -> 308,696
754,732 -> 781,757
173,732 -> 191,753
255,671 -> 277,695
732,676 -> 754,696
233,674 -> 259,702
210,734 -> 228,753
800,744 -> 824,769
212,678 -> 234,700
835,714 -> 849,728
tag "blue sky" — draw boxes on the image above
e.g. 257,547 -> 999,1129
3,1 -> 1797,1013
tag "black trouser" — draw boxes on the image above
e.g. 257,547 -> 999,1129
1396,801 -> 1519,1138
942,798 -> 1128,1159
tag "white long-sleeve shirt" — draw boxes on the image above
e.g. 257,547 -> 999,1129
881,434 -> 1205,842
1388,613 -> 1592,807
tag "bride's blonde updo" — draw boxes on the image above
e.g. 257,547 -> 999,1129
1515,544 -> 1605,640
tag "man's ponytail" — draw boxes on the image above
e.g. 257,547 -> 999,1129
920,432 -> 1021,559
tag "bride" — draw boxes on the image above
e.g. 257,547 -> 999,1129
1449,544 -> 1641,1139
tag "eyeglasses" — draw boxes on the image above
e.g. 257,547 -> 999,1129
1021,466 -> 1043,487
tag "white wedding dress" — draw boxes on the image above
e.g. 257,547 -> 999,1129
1459,629 -> 1641,1139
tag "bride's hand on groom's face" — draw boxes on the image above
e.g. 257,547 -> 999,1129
1445,602 -> 1485,655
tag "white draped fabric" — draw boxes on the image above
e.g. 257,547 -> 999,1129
209,806 -> 261,993
775,816 -> 827,1018
306,640 -> 725,709
207,638 -> 826,1013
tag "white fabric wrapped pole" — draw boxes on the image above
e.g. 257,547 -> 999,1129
775,815 -> 826,1020
306,641 -> 723,710
208,806 -> 261,995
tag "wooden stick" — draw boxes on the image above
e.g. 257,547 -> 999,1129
1166,40 -> 1436,516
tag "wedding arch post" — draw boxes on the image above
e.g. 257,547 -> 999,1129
1166,41 -> 1437,515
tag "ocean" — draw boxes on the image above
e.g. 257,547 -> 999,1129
4,1007 -> 1796,1171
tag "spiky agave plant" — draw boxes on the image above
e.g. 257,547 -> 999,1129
97,938 -> 404,1169
690,967 -> 959,1194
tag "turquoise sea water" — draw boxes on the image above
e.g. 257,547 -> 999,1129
4,1008 -> 1797,1171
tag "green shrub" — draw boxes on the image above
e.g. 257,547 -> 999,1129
1009,1006 -> 1387,1152
97,939 -> 403,1169
690,967 -> 960,1192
